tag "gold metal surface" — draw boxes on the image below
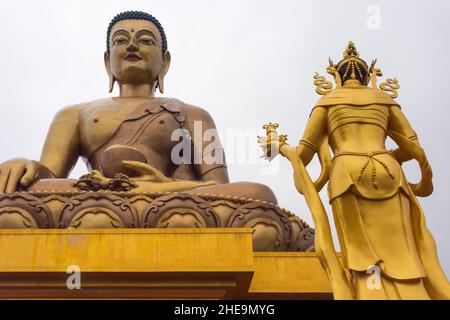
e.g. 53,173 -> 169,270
0,228 -> 330,299
0,15 -> 276,205
260,41 -> 450,300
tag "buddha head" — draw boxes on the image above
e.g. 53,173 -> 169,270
104,11 -> 171,94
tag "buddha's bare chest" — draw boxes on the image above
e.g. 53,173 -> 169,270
79,102 -> 184,158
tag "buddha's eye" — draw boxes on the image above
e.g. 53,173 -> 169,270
138,38 -> 155,46
113,38 -> 128,46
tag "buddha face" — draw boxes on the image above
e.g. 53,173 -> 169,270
105,19 -> 170,89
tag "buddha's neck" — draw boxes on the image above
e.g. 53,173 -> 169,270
119,83 -> 155,98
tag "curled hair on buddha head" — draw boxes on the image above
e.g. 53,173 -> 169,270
106,10 -> 168,53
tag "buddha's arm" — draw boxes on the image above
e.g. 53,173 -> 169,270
0,105 -> 80,192
389,105 -> 422,163
39,105 -> 81,178
281,106 -> 327,165
184,104 -> 230,184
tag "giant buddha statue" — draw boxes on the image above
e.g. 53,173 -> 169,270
0,11 -> 314,252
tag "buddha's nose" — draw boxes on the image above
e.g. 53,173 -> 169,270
126,42 -> 139,52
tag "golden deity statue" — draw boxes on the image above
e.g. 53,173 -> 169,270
260,41 -> 450,299
0,11 -> 314,253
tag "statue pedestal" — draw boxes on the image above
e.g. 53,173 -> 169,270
0,228 -> 331,299
0,190 -> 315,252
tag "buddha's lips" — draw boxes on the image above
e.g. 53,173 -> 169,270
125,53 -> 142,61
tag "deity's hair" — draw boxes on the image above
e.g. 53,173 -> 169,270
337,59 -> 369,85
106,11 -> 168,53
335,41 -> 370,86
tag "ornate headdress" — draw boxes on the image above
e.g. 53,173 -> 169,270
328,41 -> 373,87
337,41 -> 369,85
313,41 -> 399,98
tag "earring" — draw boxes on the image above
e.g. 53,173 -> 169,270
157,74 -> 164,94
108,75 -> 116,93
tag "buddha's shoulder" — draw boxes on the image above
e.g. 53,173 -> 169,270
55,98 -> 113,115
54,97 -> 214,121
149,97 -> 215,122
55,98 -> 136,121
172,99 -> 215,122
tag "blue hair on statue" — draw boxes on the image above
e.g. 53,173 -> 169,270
106,10 -> 168,53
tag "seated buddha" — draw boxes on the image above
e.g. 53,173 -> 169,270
0,11 -> 274,200
0,11 -> 314,251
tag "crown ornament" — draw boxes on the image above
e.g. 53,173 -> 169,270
313,41 -> 400,98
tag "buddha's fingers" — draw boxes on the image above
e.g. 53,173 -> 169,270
0,168 -> 10,193
172,181 -> 216,190
121,160 -> 155,175
189,180 -> 218,187
133,180 -> 218,193
20,162 -> 38,187
6,167 -> 26,193
122,160 -> 172,183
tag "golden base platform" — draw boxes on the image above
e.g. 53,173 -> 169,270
0,228 -> 332,299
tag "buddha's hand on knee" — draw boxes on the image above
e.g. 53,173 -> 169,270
121,160 -> 173,183
0,158 -> 39,193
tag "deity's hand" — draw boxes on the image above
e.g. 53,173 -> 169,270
0,158 -> 39,193
390,139 -> 433,197
258,135 -> 293,160
391,147 -> 411,164
258,123 -> 289,161
258,136 -> 281,161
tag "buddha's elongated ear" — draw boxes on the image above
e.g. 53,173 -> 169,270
104,51 -> 116,93
157,51 -> 171,94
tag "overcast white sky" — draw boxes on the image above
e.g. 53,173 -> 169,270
0,0 -> 448,277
